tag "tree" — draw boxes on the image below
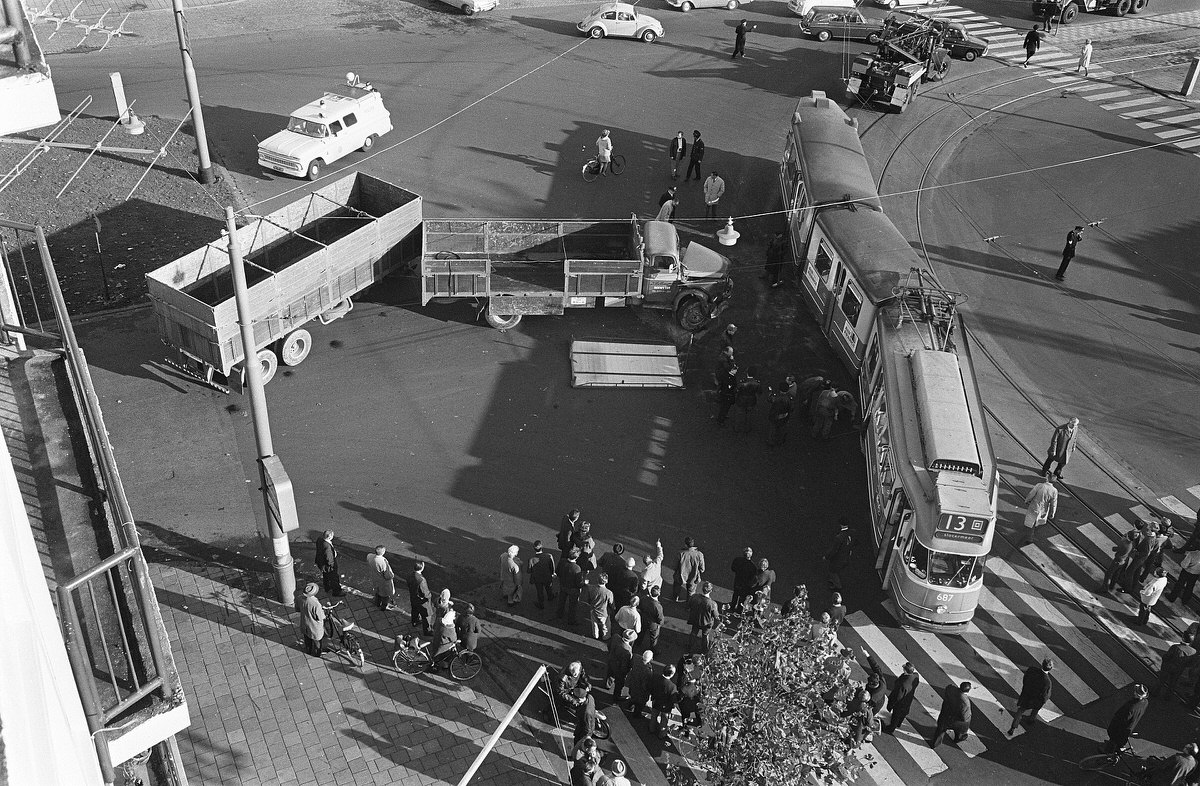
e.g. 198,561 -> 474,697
692,586 -> 864,785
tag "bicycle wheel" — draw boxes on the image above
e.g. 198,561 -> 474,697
610,155 -> 626,175
582,160 -> 599,183
450,650 -> 483,681
594,715 -> 612,740
1077,752 -> 1118,772
393,650 -> 426,675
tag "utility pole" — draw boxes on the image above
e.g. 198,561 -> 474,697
225,207 -> 296,603
174,0 -> 214,184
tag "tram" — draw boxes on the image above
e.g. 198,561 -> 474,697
779,91 -> 999,632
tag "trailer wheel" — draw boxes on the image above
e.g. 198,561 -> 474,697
1061,2 -> 1078,22
1130,0 -> 1146,11
676,298 -> 709,332
361,135 -> 376,152
1113,0 -> 1130,14
485,309 -> 523,331
306,159 -> 324,181
279,329 -> 313,366
250,348 -> 278,384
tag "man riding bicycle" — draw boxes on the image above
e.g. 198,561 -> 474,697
596,130 -> 613,176
1149,743 -> 1198,786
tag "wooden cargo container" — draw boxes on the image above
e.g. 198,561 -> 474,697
146,172 -> 421,389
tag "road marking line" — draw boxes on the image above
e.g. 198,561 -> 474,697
1069,82 -> 1121,93
1048,75 -> 1085,84
907,627 -> 1021,740
1173,136 -> 1200,149
1036,536 -> 1166,666
1130,504 -> 1155,522
1100,97 -> 1161,110
1157,128 -> 1198,139
977,585 -> 1100,706
988,557 -> 1132,689
848,616 -> 961,770
1187,486 -> 1200,504
1053,716 -> 1180,757
1138,120 -> 1167,129
1149,112 -> 1200,126
1162,495 -> 1200,518
959,619 -> 1064,721
1083,90 -> 1134,101
856,743 -> 907,786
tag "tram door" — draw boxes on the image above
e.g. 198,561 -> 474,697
878,491 -> 910,589
800,232 -> 836,322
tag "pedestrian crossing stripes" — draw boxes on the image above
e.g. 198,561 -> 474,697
926,5 -> 1200,159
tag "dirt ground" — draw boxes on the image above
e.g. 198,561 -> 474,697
0,114 -> 240,317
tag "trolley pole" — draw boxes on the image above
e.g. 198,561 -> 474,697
226,207 -> 295,603
174,0 -> 214,184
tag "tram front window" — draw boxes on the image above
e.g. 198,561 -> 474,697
904,539 -> 982,588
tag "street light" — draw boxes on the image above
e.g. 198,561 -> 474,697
173,0 -> 214,184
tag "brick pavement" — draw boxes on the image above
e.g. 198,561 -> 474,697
154,556 -> 569,786
151,550 -> 673,786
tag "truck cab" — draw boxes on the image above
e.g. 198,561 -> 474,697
640,220 -> 733,330
258,73 -> 393,181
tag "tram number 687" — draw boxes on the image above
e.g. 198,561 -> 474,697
935,593 -> 953,602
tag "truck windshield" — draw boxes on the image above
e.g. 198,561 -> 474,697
287,118 -> 329,138
904,537 -> 983,588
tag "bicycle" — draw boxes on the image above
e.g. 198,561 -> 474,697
1078,736 -> 1155,784
392,636 -> 482,681
581,149 -> 626,182
536,670 -> 612,740
323,601 -> 365,668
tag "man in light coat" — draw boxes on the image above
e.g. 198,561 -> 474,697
703,171 -> 725,220
1137,567 -> 1168,626
299,582 -> 326,656
1022,474 -> 1058,544
1040,417 -> 1079,480
500,545 -> 522,606
367,546 -> 395,610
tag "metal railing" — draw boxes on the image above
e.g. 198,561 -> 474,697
0,219 -> 185,785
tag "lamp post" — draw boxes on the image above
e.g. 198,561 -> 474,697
225,207 -> 295,603
174,0 -> 214,184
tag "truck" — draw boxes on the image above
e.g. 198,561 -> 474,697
1032,0 -> 1147,24
847,13 -> 952,113
146,172 -> 422,390
420,217 -> 734,331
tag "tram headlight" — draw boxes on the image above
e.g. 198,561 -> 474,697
935,605 -> 948,615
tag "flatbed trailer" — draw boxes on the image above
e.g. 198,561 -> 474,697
146,172 -> 421,389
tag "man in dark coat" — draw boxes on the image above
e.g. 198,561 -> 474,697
558,509 -> 581,558
824,519 -> 853,591
626,650 -> 655,716
685,130 -> 704,181
1105,684 -> 1149,753
714,362 -> 739,427
827,592 -> 847,627
528,541 -> 557,610
1055,226 -> 1085,281
573,689 -> 597,744
674,537 -> 706,602
557,548 -> 584,626
1022,26 -> 1041,67
1008,658 -> 1054,734
884,661 -> 920,734
606,628 -> 637,700
730,547 -> 757,612
1157,633 -> 1197,698
686,581 -> 720,654
315,530 -> 342,596
731,19 -> 755,59
930,682 -> 972,748
456,603 -> 481,652
638,585 -> 664,652
651,664 -> 680,739
1105,529 -> 1140,591
407,561 -> 432,635
612,557 -> 641,613
750,558 -> 776,603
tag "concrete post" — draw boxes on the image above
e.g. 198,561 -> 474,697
173,0 -> 214,184
1183,57 -> 1200,97
0,0 -> 31,68
225,208 -> 295,604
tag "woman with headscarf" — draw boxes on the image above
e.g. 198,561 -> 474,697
431,589 -> 458,667
500,544 -> 523,606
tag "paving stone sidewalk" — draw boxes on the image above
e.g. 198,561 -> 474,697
152,555 -> 568,786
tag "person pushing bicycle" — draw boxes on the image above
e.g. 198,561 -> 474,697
596,130 -> 613,176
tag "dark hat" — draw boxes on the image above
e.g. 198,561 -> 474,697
693,130 -> 701,137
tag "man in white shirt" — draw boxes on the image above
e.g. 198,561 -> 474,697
640,539 -> 664,591
1138,567 -> 1169,626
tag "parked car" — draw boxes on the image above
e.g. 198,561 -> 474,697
873,0 -> 946,9
577,2 -> 665,40
438,0 -> 497,14
888,10 -> 988,59
787,0 -> 853,17
666,0 -> 752,12
801,7 -> 886,41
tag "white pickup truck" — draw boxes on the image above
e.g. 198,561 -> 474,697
258,73 -> 393,180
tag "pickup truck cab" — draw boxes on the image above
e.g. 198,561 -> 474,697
258,73 -> 393,181
801,7 -> 885,42
439,0 -> 497,13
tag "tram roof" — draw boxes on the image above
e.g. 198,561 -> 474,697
789,92 -> 883,210
815,208 -> 924,304
879,314 -> 998,555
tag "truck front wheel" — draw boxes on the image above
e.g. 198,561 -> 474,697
485,309 -> 522,331
1114,0 -> 1130,14
676,298 -> 709,332
1061,2 -> 1078,22
243,348 -> 278,385
306,159 -> 324,180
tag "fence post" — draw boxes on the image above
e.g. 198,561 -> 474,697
57,585 -> 116,785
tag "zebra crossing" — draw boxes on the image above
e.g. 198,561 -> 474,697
925,6 -> 1200,157
840,482 -> 1200,783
